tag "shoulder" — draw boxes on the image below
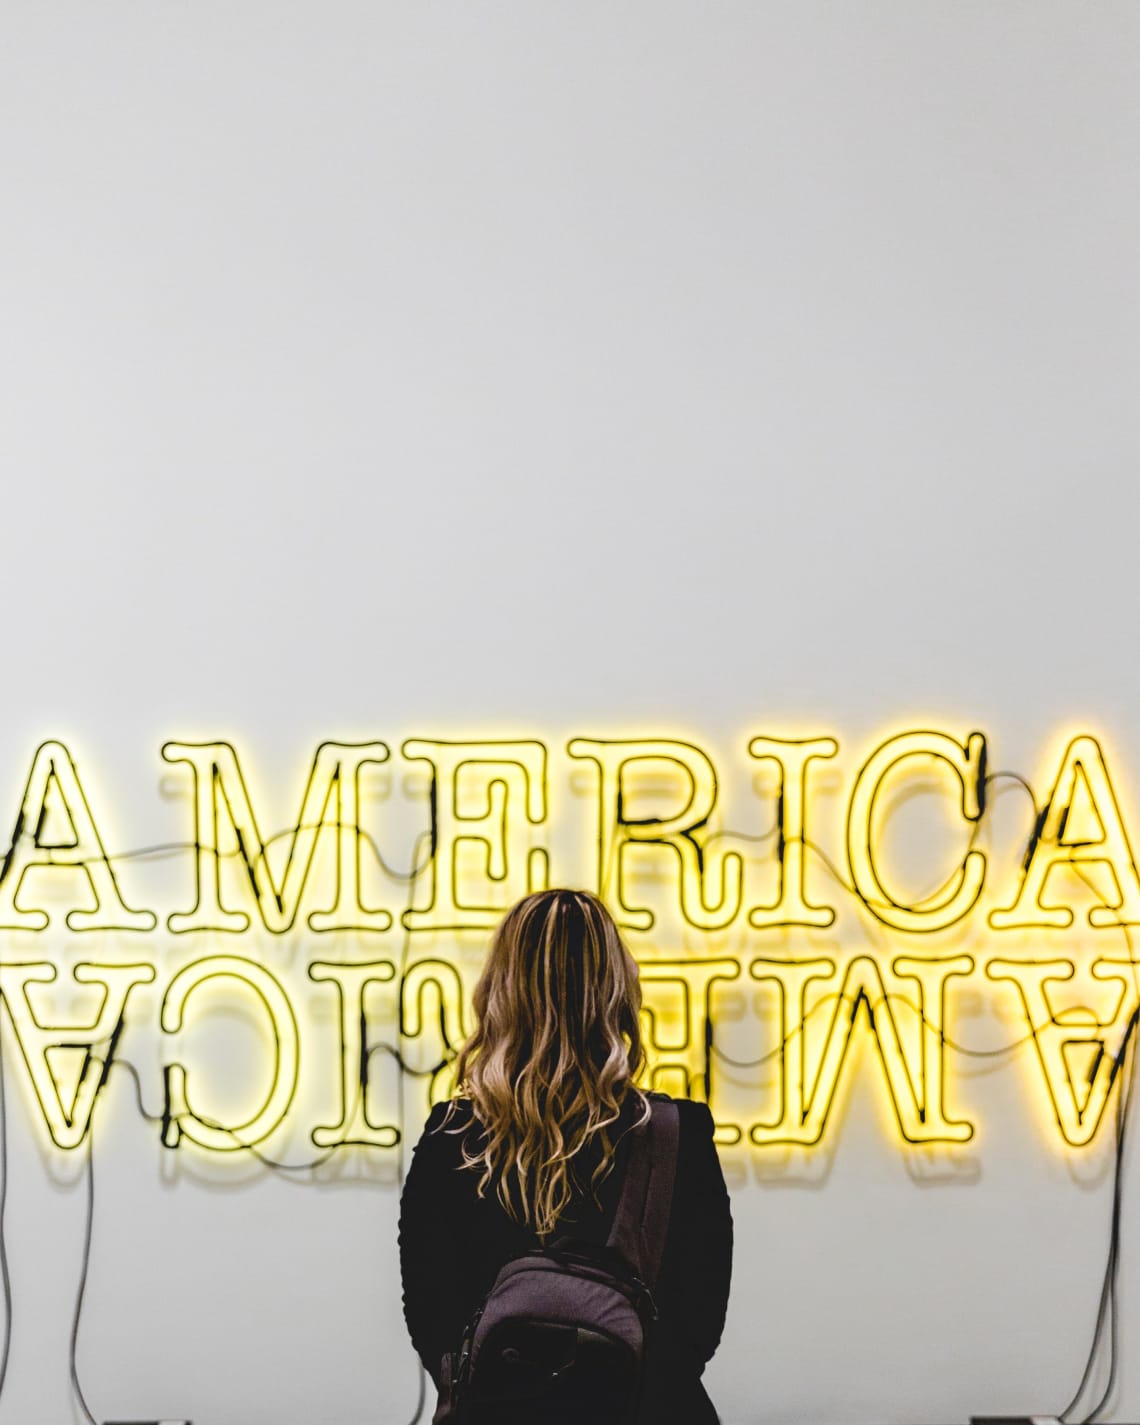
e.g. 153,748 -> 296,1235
646,1091 -> 715,1137
645,1098 -> 731,1243
424,1097 -> 475,1133
408,1098 -> 479,1168
647,1094 -> 723,1188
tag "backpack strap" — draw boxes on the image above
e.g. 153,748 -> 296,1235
605,1097 -> 680,1291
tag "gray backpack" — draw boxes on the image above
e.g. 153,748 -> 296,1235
434,1098 -> 680,1425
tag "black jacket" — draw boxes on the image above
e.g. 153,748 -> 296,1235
398,1093 -> 733,1424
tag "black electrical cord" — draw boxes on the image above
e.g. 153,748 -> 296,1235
1055,1049 -> 1132,1425
801,801 -> 1138,1425
107,1057 -> 346,1172
708,986 -> 1046,1073
791,766 -> 1037,924
1055,864 -> 1140,1425
709,775 -> 1137,1425
1065,1091 -> 1124,1422
59,828 -> 439,1425
68,1131 -> 98,1425
1080,1049 -> 1136,1425
13,761 -> 1137,1425
97,816 -> 431,886
711,771 -> 1047,1069
0,990 -> 11,1405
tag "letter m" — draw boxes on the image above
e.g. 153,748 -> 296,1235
163,740 -> 391,934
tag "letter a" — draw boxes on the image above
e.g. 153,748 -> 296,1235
986,957 -> 1137,1145
0,742 -> 155,931
0,962 -> 156,1148
990,736 -> 1140,930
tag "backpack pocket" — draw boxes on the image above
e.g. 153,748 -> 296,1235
461,1257 -> 647,1425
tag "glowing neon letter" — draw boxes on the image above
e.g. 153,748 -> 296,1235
847,730 -> 987,933
749,953 -> 975,1145
989,736 -> 1140,930
0,962 -> 156,1148
160,956 -> 300,1152
401,741 -> 547,932
638,958 -> 741,1142
162,740 -> 393,934
567,739 -> 743,931
401,959 -> 469,1110
0,741 -> 156,932
985,957 -> 1137,1145
747,736 -> 839,930
308,960 -> 399,1148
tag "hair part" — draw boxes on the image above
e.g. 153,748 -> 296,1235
452,889 -> 648,1238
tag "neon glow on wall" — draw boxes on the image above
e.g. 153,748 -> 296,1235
0,729 -> 1137,1156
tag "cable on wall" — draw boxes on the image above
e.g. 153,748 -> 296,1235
49,824 -> 440,1425
0,761 -> 1135,1424
0,985 -> 11,1405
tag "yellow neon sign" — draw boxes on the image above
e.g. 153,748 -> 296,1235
846,730 -> 987,934
747,736 -> 839,931
749,953 -> 975,1145
161,741 -> 394,934
567,739 -> 743,931
989,735 -> 1140,930
0,741 -> 155,932
400,740 -> 548,932
0,726 -> 1135,1159
985,957 -> 1138,1146
160,956 -> 300,1152
0,961 -> 155,1148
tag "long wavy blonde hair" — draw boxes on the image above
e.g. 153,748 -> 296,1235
452,888 -> 648,1238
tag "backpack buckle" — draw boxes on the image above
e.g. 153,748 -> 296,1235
628,1274 -> 658,1322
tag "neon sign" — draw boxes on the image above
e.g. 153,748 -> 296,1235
0,728 -> 1136,1157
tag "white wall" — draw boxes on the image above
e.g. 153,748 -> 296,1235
1,3 -> 1139,1422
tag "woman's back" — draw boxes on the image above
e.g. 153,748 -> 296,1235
399,1091 -> 732,1423
396,890 -> 733,1423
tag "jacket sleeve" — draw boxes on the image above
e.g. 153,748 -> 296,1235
664,1099 -> 734,1370
398,1102 -> 472,1386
